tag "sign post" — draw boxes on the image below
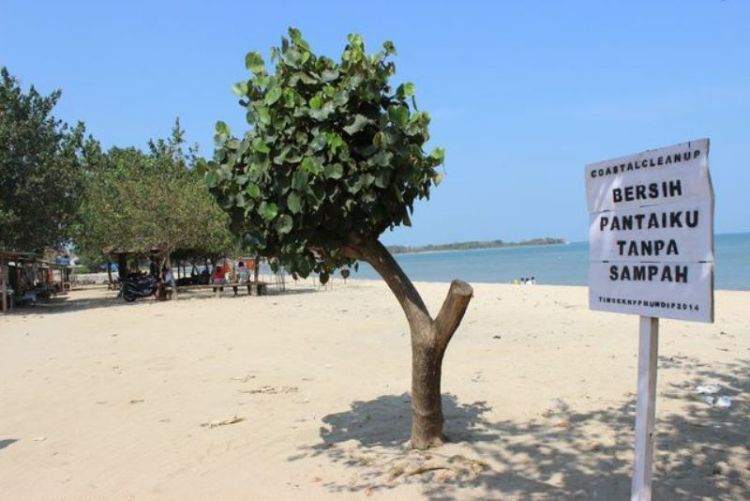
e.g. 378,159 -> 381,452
632,316 -> 658,500
585,139 -> 714,500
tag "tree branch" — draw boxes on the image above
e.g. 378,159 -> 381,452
352,235 -> 432,333
434,280 -> 473,351
338,244 -> 363,260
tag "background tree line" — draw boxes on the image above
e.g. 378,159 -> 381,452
1,67 -> 235,272
386,237 -> 567,254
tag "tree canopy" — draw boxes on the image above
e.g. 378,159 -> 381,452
75,121 -> 235,263
205,28 -> 444,279
0,67 -> 87,252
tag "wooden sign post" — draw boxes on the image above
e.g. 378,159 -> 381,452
585,139 -> 714,500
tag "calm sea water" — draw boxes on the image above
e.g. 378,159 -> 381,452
351,232 -> 750,291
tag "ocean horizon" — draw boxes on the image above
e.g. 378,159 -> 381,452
349,231 -> 750,291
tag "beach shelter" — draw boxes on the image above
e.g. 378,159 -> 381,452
0,250 -> 39,313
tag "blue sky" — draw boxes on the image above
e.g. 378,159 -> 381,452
2,1 -> 748,245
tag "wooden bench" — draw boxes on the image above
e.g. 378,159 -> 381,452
175,281 -> 268,297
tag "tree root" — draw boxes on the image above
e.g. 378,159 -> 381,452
387,453 -> 490,482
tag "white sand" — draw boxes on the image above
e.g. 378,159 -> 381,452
0,280 -> 747,500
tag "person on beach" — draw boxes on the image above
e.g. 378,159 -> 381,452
212,266 -> 225,293
163,267 -> 174,288
237,261 -> 250,295
225,263 -> 238,296
155,267 -> 174,300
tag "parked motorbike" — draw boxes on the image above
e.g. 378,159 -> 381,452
118,273 -> 158,302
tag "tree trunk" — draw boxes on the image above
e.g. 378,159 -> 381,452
1,258 -> 7,314
117,253 -> 128,281
411,339 -> 446,448
106,259 -> 113,288
346,236 -> 473,449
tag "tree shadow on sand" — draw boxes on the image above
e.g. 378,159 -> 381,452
315,394 -> 499,449
10,285 -> 318,315
292,358 -> 749,499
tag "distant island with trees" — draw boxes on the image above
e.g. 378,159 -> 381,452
386,237 -> 568,254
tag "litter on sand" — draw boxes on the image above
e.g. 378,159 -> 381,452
200,416 -> 244,428
695,384 -> 722,395
703,395 -> 732,408
240,385 -> 298,395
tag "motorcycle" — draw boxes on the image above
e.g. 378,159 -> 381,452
117,273 -> 158,302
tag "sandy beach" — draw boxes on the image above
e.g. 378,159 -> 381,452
0,280 -> 747,500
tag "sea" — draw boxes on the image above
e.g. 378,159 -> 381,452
350,232 -> 750,291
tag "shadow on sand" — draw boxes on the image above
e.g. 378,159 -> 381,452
6,285 -> 319,315
292,358 -> 749,499
0,439 -> 18,451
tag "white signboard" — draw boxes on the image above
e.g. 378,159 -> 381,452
586,138 -> 714,322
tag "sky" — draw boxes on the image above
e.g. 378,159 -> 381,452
2,1 -> 749,246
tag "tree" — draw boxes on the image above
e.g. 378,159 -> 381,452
0,67 -> 87,252
75,121 -> 235,291
205,29 -> 473,449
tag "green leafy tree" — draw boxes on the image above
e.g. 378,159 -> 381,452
0,67 -> 87,252
75,121 -> 235,292
206,29 -> 473,449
